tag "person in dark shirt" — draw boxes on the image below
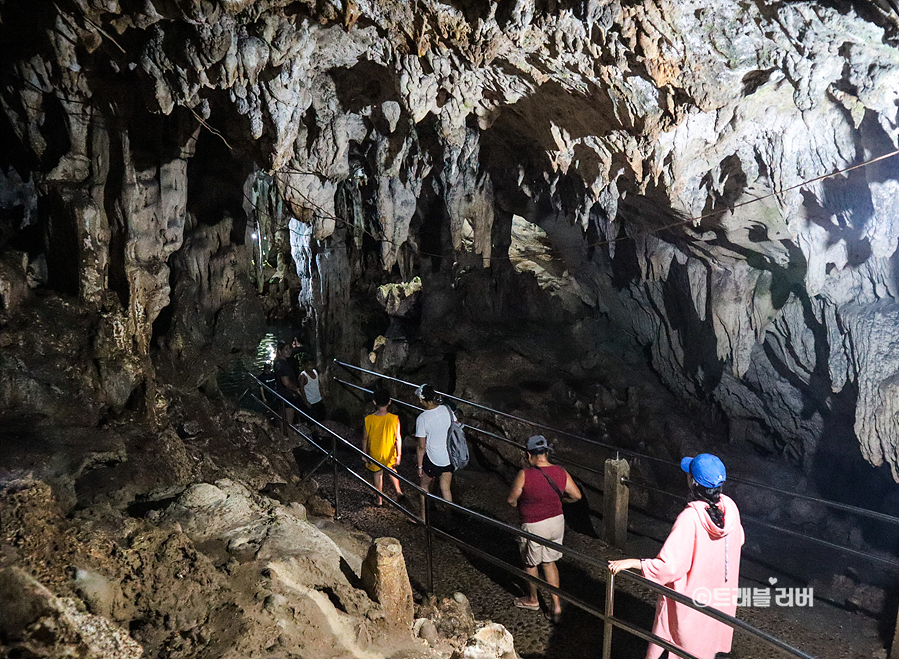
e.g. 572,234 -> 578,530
273,341 -> 303,428
507,435 -> 581,622
259,362 -> 277,405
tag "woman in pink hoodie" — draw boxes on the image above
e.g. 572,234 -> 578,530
609,454 -> 744,659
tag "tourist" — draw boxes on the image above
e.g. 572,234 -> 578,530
506,434 -> 582,623
299,358 -> 326,422
273,341 -> 303,427
258,362 -> 277,406
415,384 -> 454,519
608,453 -> 744,659
362,388 -> 404,507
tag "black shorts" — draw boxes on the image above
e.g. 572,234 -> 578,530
422,454 -> 454,478
308,401 -> 326,422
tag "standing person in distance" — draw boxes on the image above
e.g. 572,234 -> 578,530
299,358 -> 326,422
363,388 -> 404,507
506,435 -> 582,623
273,341 -> 303,428
608,453 -> 744,659
415,384 -> 455,520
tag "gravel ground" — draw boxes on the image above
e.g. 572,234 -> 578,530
300,445 -> 887,659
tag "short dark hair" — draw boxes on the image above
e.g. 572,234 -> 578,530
417,384 -> 438,402
373,389 -> 391,406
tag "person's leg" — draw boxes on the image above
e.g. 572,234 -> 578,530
437,471 -> 453,503
284,405 -> 295,427
419,472 -> 433,521
388,472 -> 403,497
520,565 -> 540,606
541,561 -> 561,616
373,470 -> 384,506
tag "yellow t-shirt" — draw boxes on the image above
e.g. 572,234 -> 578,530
364,412 -> 400,472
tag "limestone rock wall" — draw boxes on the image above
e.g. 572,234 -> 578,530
2,1 -> 899,477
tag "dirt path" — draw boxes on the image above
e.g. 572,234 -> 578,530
303,445 -> 887,659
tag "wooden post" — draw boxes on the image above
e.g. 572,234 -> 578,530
603,458 -> 630,551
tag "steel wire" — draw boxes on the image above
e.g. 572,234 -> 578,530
333,360 -> 899,529
244,375 -> 814,659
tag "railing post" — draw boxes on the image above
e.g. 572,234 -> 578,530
602,571 -> 614,659
890,602 -> 899,659
603,458 -> 630,551
424,496 -> 434,595
280,401 -> 288,436
332,432 -> 340,519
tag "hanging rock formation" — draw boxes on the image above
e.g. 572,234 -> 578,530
2,0 -> 899,482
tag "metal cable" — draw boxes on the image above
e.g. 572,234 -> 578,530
431,527 -> 706,659
332,364 -> 899,572
333,359 -> 899,529
622,478 -> 899,570
333,360 -> 628,455
245,378 -> 812,658
335,377 -> 606,478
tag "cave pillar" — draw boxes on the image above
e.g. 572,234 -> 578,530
361,537 -> 414,632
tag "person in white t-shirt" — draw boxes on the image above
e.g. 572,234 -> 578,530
415,384 -> 454,519
299,358 -> 326,422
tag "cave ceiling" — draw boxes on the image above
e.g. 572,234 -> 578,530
3,0 -> 899,478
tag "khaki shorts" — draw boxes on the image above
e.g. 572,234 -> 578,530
519,514 -> 565,567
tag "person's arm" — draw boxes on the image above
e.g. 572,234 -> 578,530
608,558 -> 642,574
507,469 -> 526,507
416,435 -> 426,478
640,508 -> 698,584
279,375 -> 300,394
563,471 -> 582,502
394,417 -> 402,466
362,422 -> 370,457
298,372 -> 309,403
415,414 -> 427,477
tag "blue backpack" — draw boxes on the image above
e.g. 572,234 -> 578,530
444,405 -> 469,470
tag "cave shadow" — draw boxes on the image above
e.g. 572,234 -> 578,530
539,562 -> 655,659
564,483 -> 600,538
429,501 -> 524,596
430,500 -> 654,659
659,258 -> 725,395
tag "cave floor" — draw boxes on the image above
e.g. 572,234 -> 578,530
300,446 -> 887,659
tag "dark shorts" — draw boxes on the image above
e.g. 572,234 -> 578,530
308,401 -> 326,422
277,390 -> 304,411
422,454 -> 454,478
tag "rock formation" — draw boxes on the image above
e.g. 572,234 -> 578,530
2,0 -> 899,535
5,3 -> 899,655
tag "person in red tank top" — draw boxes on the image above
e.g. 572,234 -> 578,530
507,435 -> 582,622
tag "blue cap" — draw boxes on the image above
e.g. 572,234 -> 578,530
681,454 -> 726,488
527,435 -> 551,453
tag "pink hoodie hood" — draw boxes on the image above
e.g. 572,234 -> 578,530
686,494 -> 741,540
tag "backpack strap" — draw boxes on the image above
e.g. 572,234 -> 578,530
535,466 -> 564,500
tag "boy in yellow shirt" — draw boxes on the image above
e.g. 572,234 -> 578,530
363,389 -> 404,506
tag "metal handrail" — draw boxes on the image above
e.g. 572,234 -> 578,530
333,359 -> 624,453
340,375 -> 898,569
623,478 -> 899,570
332,359 -> 899,529
246,373 -> 814,659
335,377 -> 606,478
